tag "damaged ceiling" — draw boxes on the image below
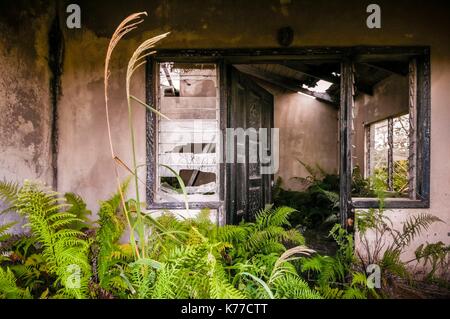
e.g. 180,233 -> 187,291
234,59 -> 409,106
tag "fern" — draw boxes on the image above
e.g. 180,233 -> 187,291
0,222 -> 15,242
96,199 -> 125,286
0,180 -> 20,208
0,267 -> 32,299
342,287 -> 366,299
126,263 -> 155,299
93,183 -> 137,297
414,241 -> 450,279
207,251 -> 246,299
392,214 -> 442,251
272,274 -> 322,299
15,181 -> 91,298
64,193 -> 92,231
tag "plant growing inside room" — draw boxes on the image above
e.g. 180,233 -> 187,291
298,223 -> 379,299
273,160 -> 340,230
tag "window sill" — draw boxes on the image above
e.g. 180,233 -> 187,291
147,201 -> 223,210
352,197 -> 429,209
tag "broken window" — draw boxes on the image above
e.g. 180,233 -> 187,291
156,62 -> 220,203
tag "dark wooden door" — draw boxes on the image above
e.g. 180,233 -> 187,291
227,67 -> 274,224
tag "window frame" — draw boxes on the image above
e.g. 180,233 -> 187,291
351,51 -> 431,209
146,56 -> 226,210
155,62 -> 221,205
145,47 -> 431,220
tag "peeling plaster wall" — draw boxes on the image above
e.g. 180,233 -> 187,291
0,2 -> 53,184
0,0 -> 449,258
0,2 -> 55,231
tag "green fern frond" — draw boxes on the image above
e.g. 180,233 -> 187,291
351,272 -> 368,287
301,255 -> 327,273
215,225 -> 247,244
0,222 -> 16,242
394,214 -> 442,250
272,274 -> 322,299
207,255 -> 246,299
0,180 -> 20,207
64,193 -> 92,230
342,287 -> 366,299
320,285 -> 344,299
0,267 -> 32,299
280,229 -> 305,246
255,206 -> 295,229
15,181 -> 91,298
95,191 -> 128,291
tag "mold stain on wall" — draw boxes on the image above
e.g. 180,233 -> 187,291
48,11 -> 64,189
0,3 -> 54,185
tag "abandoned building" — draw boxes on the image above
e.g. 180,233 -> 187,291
0,0 -> 449,266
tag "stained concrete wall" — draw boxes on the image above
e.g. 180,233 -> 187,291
0,0 -> 449,259
0,2 -> 54,186
255,81 -> 338,191
0,1 -> 56,232
275,93 -> 338,191
57,25 -> 147,213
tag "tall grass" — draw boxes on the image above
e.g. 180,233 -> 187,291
103,12 -> 169,259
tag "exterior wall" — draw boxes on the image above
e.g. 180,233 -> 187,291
0,1 -> 449,258
0,2 -> 55,232
0,2 -> 54,186
57,26 -> 147,213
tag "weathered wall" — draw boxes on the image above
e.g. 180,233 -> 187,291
0,2 -> 54,185
57,25 -> 147,213
255,80 -> 339,191
275,93 -> 338,191
0,1 -> 55,231
0,0 -> 449,258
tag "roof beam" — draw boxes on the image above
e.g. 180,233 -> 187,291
361,62 -> 409,76
282,61 -> 374,95
234,64 -> 338,105
282,61 -> 340,84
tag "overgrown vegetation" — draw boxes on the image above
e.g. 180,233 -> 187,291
355,188 -> 450,298
1,179 -> 448,299
0,180 -> 322,299
273,160 -> 340,230
272,160 -> 449,298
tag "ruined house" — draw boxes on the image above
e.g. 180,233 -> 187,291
0,0 -> 449,262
